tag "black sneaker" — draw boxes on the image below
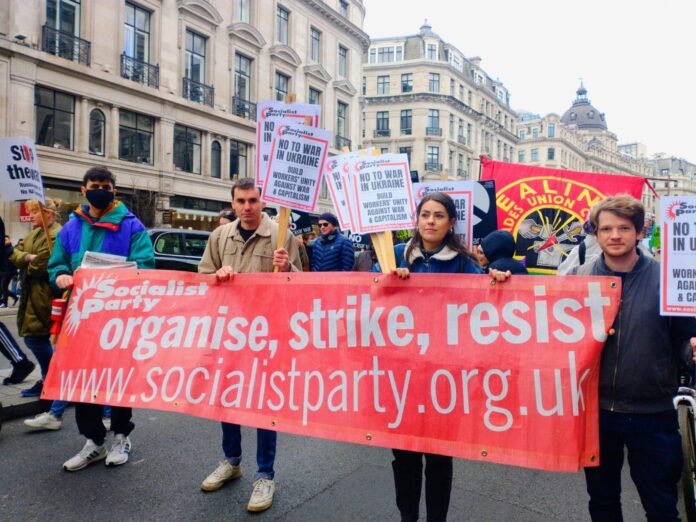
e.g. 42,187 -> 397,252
3,359 -> 36,385
21,379 -> 43,397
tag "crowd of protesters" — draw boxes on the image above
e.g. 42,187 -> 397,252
1,166 -> 695,522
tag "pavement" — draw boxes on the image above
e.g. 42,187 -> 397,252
0,306 -> 51,425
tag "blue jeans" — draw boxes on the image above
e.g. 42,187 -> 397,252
584,410 -> 682,522
23,335 -> 53,378
221,422 -> 276,481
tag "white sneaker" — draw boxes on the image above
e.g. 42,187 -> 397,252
24,412 -> 62,430
247,478 -> 275,512
105,434 -> 132,466
102,416 -> 111,431
200,461 -> 242,492
63,439 -> 106,471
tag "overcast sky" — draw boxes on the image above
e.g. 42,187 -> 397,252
363,0 -> 694,162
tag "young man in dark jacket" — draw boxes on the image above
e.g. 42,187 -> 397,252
310,212 -> 354,272
571,195 -> 696,521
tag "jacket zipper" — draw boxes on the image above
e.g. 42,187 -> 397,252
609,303 -> 622,412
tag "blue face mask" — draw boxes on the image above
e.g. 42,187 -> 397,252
86,189 -> 115,210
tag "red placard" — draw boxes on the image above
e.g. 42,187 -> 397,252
44,269 -> 621,472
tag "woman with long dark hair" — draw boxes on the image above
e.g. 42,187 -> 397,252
375,192 -> 482,522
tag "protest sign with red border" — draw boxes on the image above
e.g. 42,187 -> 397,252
414,181 -> 475,251
660,196 -> 696,316
44,269 -> 621,472
0,137 -> 45,203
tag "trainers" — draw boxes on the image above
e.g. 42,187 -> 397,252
247,478 -> 275,512
103,416 -> 111,431
21,379 -> 43,397
106,434 -> 132,466
24,412 -> 62,430
201,461 -> 242,492
63,439 -> 106,471
3,359 -> 35,385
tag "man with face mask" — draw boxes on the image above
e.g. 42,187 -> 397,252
48,166 -> 155,472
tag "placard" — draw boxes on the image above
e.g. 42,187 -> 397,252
414,181 -> 476,251
0,137 -> 45,203
660,196 -> 696,316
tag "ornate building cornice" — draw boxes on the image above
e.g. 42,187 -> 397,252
299,0 -> 370,51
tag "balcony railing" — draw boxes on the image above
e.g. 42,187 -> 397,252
401,84 -> 413,92
425,163 -> 442,172
335,136 -> 351,150
457,135 -> 466,145
426,127 -> 442,136
232,96 -> 256,121
374,129 -> 391,138
41,25 -> 91,65
121,54 -> 159,89
183,78 -> 214,107
401,128 -> 412,136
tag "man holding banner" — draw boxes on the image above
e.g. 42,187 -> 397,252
569,195 -> 696,521
197,178 -> 301,513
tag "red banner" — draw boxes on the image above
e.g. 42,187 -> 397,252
480,158 -> 646,274
44,269 -> 621,472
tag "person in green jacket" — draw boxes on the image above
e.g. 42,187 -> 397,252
9,198 -> 62,398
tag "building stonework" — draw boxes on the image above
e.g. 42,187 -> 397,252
360,23 -> 517,182
0,0 -> 368,235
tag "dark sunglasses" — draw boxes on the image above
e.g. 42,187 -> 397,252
318,222 -> 331,228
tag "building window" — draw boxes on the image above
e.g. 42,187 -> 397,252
518,130 -> 525,140
211,140 -> 221,179
174,124 -> 202,174
378,47 -> 394,63
369,48 -> 376,64
119,109 -> 154,164
310,27 -> 321,62
429,73 -> 440,93
35,86 -> 74,149
531,148 -> 538,161
308,87 -> 321,107
518,150 -> 525,163
377,75 -> 389,95
275,71 -> 289,101
230,140 -> 248,180
185,30 -> 206,84
380,147 -> 389,154
547,123 -> 555,138
361,76 -> 366,95
399,146 -> 412,164
426,146 -> 440,169
401,73 -> 413,92
376,111 -> 389,134
235,53 -> 252,101
237,0 -> 250,23
337,101 -> 348,140
276,6 -> 289,44
124,2 -> 150,63
396,46 -> 403,61
459,84 -> 464,100
449,114 -> 454,138
89,109 -> 105,156
338,45 -> 348,78
400,109 -> 412,135
547,147 -> 555,161
339,0 -> 348,17
532,128 -> 539,140
427,43 -> 437,60
427,109 -> 439,129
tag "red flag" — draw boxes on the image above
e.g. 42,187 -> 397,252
480,158 -> 646,274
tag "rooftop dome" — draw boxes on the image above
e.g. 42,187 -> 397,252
560,82 -> 608,130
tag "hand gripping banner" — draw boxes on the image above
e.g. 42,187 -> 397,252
44,269 -> 621,472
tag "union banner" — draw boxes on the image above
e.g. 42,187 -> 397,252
480,159 -> 646,274
44,269 -> 621,472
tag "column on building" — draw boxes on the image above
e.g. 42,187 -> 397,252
78,97 -> 90,153
109,105 -> 119,159
201,131 -> 210,177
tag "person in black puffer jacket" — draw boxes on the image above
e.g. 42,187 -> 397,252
478,230 -> 528,274
310,212 -> 354,272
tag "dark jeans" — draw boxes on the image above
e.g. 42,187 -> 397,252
392,449 -> 452,522
221,422 -> 276,481
76,403 -> 133,444
1,273 -> 17,305
584,409 -> 682,522
23,335 -> 53,377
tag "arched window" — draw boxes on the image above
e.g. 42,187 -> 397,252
211,140 -> 221,178
89,109 -> 105,156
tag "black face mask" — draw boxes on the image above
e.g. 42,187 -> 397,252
85,189 -> 115,210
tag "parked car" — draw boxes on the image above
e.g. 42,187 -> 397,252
148,228 -> 211,272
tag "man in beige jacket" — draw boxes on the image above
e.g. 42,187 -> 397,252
198,177 -> 301,513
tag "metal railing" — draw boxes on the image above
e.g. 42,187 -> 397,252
426,127 -> 442,136
41,25 -> 91,65
232,96 -> 256,121
183,78 -> 214,107
373,129 -> 391,138
335,136 -> 351,150
401,84 -> 413,92
121,54 -> 159,88
425,162 -> 442,172
401,128 -> 412,136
